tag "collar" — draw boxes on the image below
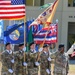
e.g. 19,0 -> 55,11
30,49 -> 36,53
19,50 -> 23,53
6,50 -> 12,54
43,51 -> 48,55
43,51 -> 47,54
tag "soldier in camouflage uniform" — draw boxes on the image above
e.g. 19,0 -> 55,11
26,42 -> 39,75
1,43 -> 14,75
15,43 -> 27,75
51,44 -> 68,75
40,44 -> 51,75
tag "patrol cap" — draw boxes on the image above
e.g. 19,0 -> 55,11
5,43 -> 10,47
19,43 -> 24,47
43,44 -> 49,48
29,41 -> 35,47
59,44 -> 64,48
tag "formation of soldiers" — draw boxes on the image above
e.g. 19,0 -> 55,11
1,42 -> 69,75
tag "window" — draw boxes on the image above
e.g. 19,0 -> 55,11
9,20 -> 24,25
15,20 -> 24,24
73,0 -> 75,7
68,22 -> 75,48
68,0 -> 75,7
26,0 -> 33,6
26,0 -> 44,6
0,26 -> 2,38
0,20 -> 3,44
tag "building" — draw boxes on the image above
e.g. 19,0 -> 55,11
26,0 -> 75,51
0,0 -> 75,51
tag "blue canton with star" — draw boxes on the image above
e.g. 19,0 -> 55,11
11,0 -> 25,5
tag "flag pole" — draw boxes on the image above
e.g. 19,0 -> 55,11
23,16 -> 26,62
37,0 -> 59,61
44,0 -> 59,50
37,0 -> 60,75
23,16 -> 28,75
55,19 -> 58,50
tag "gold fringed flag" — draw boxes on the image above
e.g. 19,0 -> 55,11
29,0 -> 58,27
46,0 -> 59,26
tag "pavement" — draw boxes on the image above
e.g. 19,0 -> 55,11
68,60 -> 75,75
0,60 -> 75,75
50,60 -> 75,75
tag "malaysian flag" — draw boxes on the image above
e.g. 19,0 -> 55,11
29,0 -> 58,27
0,0 -> 25,20
67,43 -> 75,55
34,23 -> 58,44
71,51 -> 75,57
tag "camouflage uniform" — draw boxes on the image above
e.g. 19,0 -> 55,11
51,51 -> 67,75
15,50 -> 27,75
64,53 -> 69,75
26,50 -> 38,75
1,50 -> 14,75
40,51 -> 51,75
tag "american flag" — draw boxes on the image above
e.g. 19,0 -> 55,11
0,0 -> 25,20
29,0 -> 58,27
34,23 -> 58,44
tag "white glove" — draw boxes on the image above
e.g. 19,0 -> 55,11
46,69 -> 50,74
35,62 -> 40,66
39,47 -> 43,52
8,69 -> 13,73
23,47 -> 26,52
11,59 -> 14,63
47,57 -> 51,61
23,62 -> 27,66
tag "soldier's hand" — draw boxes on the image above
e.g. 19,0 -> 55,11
63,64 -> 66,68
61,63 -> 66,68
47,57 -> 51,61
35,62 -> 40,66
23,47 -> 26,52
39,47 -> 43,52
46,69 -> 50,74
8,69 -> 13,73
11,59 -> 14,63
23,62 -> 27,66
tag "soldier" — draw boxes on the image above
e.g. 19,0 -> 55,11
26,42 -> 39,75
51,44 -> 69,75
40,44 -> 51,75
1,43 -> 14,75
15,43 -> 27,75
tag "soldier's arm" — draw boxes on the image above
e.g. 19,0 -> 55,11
1,53 -> 5,63
1,53 -> 12,69
65,54 -> 69,73
50,51 -> 59,59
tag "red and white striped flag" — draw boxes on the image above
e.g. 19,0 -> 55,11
34,23 -> 58,44
0,0 -> 25,20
